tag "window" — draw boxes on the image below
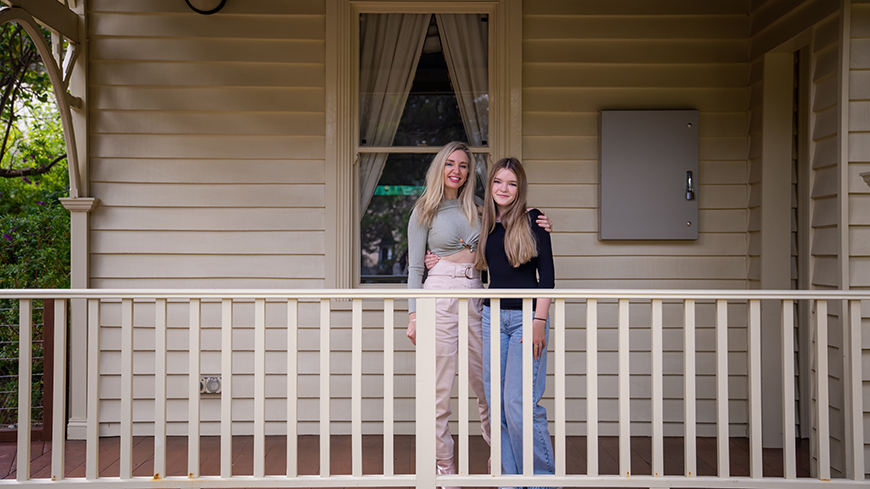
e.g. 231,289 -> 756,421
326,0 -> 521,289
358,14 -> 489,283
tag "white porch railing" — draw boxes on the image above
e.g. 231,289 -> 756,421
0,288 -> 866,488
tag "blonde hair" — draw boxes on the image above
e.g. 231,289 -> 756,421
476,157 -> 537,269
413,141 -> 479,227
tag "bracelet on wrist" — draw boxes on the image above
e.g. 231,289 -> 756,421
533,317 -> 546,321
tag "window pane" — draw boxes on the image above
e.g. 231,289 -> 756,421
360,153 -> 429,284
359,14 -> 488,148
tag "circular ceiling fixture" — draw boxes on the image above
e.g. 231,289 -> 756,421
185,0 -> 227,15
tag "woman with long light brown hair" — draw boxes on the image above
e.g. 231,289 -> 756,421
477,157 -> 555,481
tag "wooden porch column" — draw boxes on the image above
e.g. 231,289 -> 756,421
760,52 -> 793,449
59,197 -> 99,440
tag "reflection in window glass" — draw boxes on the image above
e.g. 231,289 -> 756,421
359,13 -> 488,283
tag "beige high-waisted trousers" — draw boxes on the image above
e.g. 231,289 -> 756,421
423,260 -> 492,462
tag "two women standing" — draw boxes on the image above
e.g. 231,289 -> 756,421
406,142 -> 555,481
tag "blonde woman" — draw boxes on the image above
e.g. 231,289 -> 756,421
406,142 -> 550,478
476,157 -> 555,481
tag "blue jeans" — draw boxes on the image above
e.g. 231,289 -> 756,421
482,305 -> 554,487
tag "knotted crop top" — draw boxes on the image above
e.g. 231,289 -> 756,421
407,198 -> 480,313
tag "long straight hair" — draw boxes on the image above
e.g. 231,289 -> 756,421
476,157 -> 537,269
413,141 -> 478,227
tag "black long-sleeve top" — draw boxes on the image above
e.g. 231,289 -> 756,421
483,209 -> 555,310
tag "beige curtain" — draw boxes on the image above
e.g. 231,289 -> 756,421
359,13 -> 431,212
436,14 -> 488,179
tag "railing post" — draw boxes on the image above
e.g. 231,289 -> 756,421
17,299 -> 32,482
416,297 -> 437,489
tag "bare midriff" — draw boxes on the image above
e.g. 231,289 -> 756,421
441,247 -> 476,263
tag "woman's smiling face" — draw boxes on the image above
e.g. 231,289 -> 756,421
491,167 -> 519,211
442,149 -> 469,197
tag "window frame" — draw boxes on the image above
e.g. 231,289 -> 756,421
325,0 -> 522,288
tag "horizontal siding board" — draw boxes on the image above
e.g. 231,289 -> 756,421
522,112 -> 750,137
811,166 -> 839,199
551,233 -> 746,256
90,0 -> 325,15
850,227 -> 870,255
813,44 -> 840,81
524,39 -> 749,64
523,63 -> 750,88
91,38 -> 325,63
812,255 -> 840,286
553,256 -> 747,280
812,226 -> 840,255
90,207 -> 325,231
90,12 -> 324,39
523,0 -> 750,15
852,39 -> 870,69
812,104 -> 840,140
91,182 -> 324,208
850,71 -> 870,100
751,0 -> 810,36
527,184 -> 597,208
91,230 -> 325,255
523,88 -> 749,112
523,160 -> 598,184
91,87 -> 325,112
91,61 -> 324,88
91,134 -> 325,159
525,15 -> 749,39
814,14 -> 841,52
853,3 -> 870,36
813,75 -> 839,111
813,136 -> 839,168
91,255 -> 324,279
92,111 -> 326,136
850,102 -> 870,131
92,277 -> 325,289
91,159 -> 326,184
812,197 -> 839,227
849,132 -> 870,161
530,209 -> 746,233
850,257 -> 870,286
850,194 -> 870,224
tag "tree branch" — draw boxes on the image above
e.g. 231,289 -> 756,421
0,153 -> 66,178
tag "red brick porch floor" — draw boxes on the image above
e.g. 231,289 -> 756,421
0,435 -> 811,481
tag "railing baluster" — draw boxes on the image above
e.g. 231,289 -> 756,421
716,299 -> 729,477
287,298 -> 298,477
683,299 -> 696,478
781,299 -> 796,479
254,298 -> 266,478
352,298 -> 362,477
815,299 -> 830,480
154,299 -> 167,479
189,299 -> 201,478
51,299 -> 67,481
120,298 -> 134,479
382,299 -> 394,477
86,298 -> 101,480
416,297 -> 437,489
618,298 -> 630,477
490,298 -> 501,477
320,298 -> 331,477
586,299 -> 598,477
847,299 -> 864,480
17,299 -> 31,482
651,299 -> 663,477
457,297 -> 469,476
522,297 -> 533,477
747,299 -> 762,478
221,298 -> 233,479
554,298 -> 566,477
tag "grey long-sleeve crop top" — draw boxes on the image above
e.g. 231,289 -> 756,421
407,198 -> 480,313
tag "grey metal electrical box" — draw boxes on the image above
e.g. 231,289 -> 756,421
599,110 -> 699,240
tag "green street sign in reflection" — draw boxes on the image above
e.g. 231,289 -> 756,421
374,185 -> 424,196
